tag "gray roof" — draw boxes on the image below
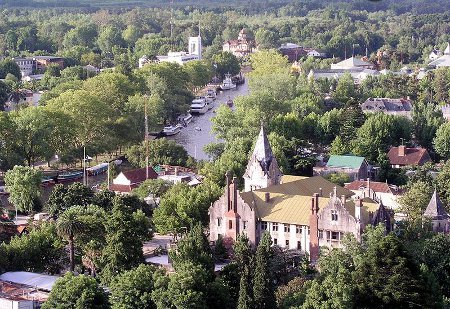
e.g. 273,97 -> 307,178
0,272 -> 59,291
361,98 -> 412,113
424,190 -> 449,220
252,125 -> 275,175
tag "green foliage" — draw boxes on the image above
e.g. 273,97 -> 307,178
276,277 -> 308,309
153,183 -> 221,234
132,178 -> 172,201
253,232 -> 276,309
213,51 -> 240,78
46,183 -> 94,217
0,222 -> 65,273
110,264 -> 159,309
126,139 -> 189,168
434,122 -> 450,160
399,180 -> 433,221
42,272 -> 108,309
4,165 -> 42,213
325,172 -> 351,187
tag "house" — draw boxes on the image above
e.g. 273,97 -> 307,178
279,43 -> 307,62
429,49 -> 443,61
423,190 -> 450,233
361,97 -> 412,118
0,271 -> 58,308
222,28 -> 256,58
209,126 -> 391,263
307,68 -> 379,84
13,56 -> 64,77
429,43 -> 450,68
305,48 -> 327,58
109,166 -> 158,194
155,32 -> 202,66
330,56 -> 375,70
83,65 -> 100,75
345,179 -> 402,210
313,155 -> 370,181
155,164 -> 202,186
387,145 -> 431,168
4,90 -> 43,112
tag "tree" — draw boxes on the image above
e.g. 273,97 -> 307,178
238,265 -> 254,309
132,179 -> 172,204
46,183 -> 94,217
0,59 -> 21,80
110,264 -> 159,309
213,51 -> 240,78
126,139 -> 189,168
255,28 -> 279,49
412,100 -> 444,150
325,172 -> 351,187
183,60 -> 214,89
399,180 -> 433,221
1,222 -> 65,273
42,272 -> 109,309
4,166 -> 42,213
333,72 -> 358,105
153,183 -> 221,235
433,122 -> 450,160
253,232 -> 276,309
97,26 -> 125,54
100,197 -> 152,284
57,206 -> 87,272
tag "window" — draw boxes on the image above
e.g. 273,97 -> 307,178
331,231 -> 339,240
217,218 -> 222,227
331,210 -> 338,221
229,220 -> 233,229
285,240 -> 290,247
284,224 -> 290,233
261,221 -> 268,231
297,241 -> 301,250
243,221 -> 248,230
272,223 -> 278,232
273,238 -> 278,245
319,230 -> 323,239
296,225 -> 302,234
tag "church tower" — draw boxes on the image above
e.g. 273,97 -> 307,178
243,124 -> 282,192
188,24 -> 202,60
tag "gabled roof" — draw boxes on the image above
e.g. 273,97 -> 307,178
244,124 -> 278,177
331,56 -> 373,69
424,190 -> 449,220
371,201 -> 392,231
429,55 -> 450,67
387,146 -> 431,166
122,166 -> 158,185
326,155 -> 366,170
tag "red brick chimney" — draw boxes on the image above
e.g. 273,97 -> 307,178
264,192 -> 270,203
224,176 -> 240,241
309,193 -> 320,264
225,171 -> 232,211
398,145 -> 406,157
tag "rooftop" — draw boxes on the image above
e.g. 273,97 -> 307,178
326,155 -> 366,170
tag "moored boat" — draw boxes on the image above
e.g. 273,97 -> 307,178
220,73 -> 237,91
57,171 -> 83,182
206,89 -> 217,100
178,113 -> 193,126
190,98 -> 208,114
86,162 -> 109,176
163,124 -> 183,136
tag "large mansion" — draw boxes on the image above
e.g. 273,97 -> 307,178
208,126 -> 392,262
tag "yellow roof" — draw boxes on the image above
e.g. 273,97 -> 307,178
281,175 -> 307,183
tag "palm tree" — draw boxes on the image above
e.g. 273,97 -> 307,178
56,207 -> 85,272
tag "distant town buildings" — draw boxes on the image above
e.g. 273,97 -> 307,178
13,56 -> 65,78
109,166 -> 158,194
279,43 -> 326,62
222,28 -> 256,58
428,43 -> 450,68
361,97 -> 412,118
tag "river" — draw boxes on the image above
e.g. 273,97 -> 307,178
166,79 -> 249,161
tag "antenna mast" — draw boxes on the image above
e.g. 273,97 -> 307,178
170,0 -> 174,50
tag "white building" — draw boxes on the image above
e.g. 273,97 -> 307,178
154,32 -> 202,66
429,43 -> 450,68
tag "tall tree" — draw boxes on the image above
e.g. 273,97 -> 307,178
253,232 -> 276,309
4,166 -> 42,213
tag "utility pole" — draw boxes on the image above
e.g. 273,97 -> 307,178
144,96 -> 149,180
83,146 -> 86,186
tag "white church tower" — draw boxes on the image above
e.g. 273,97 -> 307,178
243,124 -> 282,192
188,24 -> 202,60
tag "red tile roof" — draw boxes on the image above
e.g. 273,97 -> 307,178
345,181 -> 392,193
122,166 -> 158,185
387,146 -> 431,166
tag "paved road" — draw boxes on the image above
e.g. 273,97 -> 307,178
167,79 -> 249,161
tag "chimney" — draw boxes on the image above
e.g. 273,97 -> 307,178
175,167 -> 179,176
226,172 -> 232,211
355,198 -> 362,222
232,177 -> 238,213
366,177 -> 370,193
319,188 -> 323,197
264,192 -> 270,203
309,193 -> 320,263
398,145 -> 406,157
341,195 -> 346,205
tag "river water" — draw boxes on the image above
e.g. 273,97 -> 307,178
166,79 -> 249,161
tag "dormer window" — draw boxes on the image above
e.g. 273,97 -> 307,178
331,210 -> 338,221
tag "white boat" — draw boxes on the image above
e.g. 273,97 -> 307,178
206,89 -> 217,100
163,124 -> 183,136
220,73 -> 237,90
177,113 -> 193,126
190,98 -> 208,114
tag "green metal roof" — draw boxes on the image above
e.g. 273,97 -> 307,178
327,155 -> 365,169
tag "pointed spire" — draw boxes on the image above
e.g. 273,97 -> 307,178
252,123 -> 274,169
424,190 -> 449,219
445,42 -> 450,55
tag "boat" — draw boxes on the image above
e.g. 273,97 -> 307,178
232,73 -> 245,85
206,98 -> 214,110
220,73 -> 237,91
177,113 -> 193,126
86,162 -> 109,176
190,98 -> 208,114
206,89 -> 217,100
163,124 -> 183,136
57,171 -> 83,182
41,176 -> 55,186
